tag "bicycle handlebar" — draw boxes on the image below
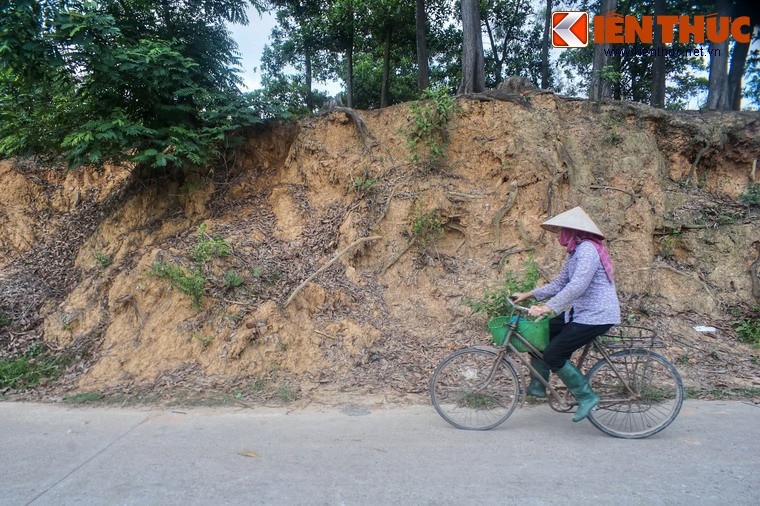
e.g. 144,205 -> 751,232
505,295 -> 529,312
507,294 -> 551,322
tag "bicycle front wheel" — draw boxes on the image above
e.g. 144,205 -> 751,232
430,348 -> 520,431
587,349 -> 684,439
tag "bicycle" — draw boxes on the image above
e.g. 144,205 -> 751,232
430,298 -> 684,439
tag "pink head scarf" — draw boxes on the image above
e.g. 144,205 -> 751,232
558,228 -> 615,282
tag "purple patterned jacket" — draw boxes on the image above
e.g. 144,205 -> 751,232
531,241 -> 621,325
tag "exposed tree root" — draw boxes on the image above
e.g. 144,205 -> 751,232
492,182 -> 518,249
458,90 -> 533,109
317,107 -> 379,154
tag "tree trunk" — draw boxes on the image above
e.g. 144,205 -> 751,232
346,44 -> 354,108
305,49 -> 314,112
483,17 -> 502,86
706,0 -> 732,110
458,0 -> 485,95
415,0 -> 429,92
381,23 -> 392,108
650,0 -> 666,108
541,0 -> 551,90
728,39 -> 750,110
590,0 -> 617,100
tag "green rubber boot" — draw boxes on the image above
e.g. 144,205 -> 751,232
526,358 -> 551,398
555,361 -> 599,422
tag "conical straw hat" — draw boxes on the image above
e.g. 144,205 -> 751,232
540,207 -> 605,238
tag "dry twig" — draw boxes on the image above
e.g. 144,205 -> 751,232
284,236 -> 382,308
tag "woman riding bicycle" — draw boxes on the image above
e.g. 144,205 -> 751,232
511,207 -> 621,422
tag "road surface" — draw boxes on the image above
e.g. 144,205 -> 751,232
1,400 -> 758,505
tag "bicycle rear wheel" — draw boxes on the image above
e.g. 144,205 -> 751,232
587,349 -> 684,439
430,348 -> 519,430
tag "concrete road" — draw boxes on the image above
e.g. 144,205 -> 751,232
1,400 -> 758,505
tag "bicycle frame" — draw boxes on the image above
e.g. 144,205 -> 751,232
488,317 -> 641,408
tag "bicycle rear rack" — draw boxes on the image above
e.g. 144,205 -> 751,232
597,325 -> 666,349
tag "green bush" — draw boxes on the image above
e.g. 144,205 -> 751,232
465,256 -> 541,320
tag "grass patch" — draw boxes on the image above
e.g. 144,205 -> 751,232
0,345 -> 66,390
63,392 -> 103,404
458,392 -> 499,409
734,307 -> 760,346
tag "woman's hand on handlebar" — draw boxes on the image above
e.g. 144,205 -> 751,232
527,304 -> 553,318
510,292 -> 532,304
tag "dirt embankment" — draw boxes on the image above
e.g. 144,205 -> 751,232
1,94 -> 759,403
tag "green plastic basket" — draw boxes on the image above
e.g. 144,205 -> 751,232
488,315 -> 549,353
487,316 -> 511,346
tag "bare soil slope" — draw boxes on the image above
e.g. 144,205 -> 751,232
1,94 -> 759,403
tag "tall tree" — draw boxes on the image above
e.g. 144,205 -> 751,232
650,0 -> 666,107
726,0 -> 760,110
416,0 -> 430,92
589,0 -> 617,100
481,0 -> 535,86
541,0 -> 552,90
327,0 -> 358,107
266,0 -> 327,111
458,0 -> 485,94
706,0 -> 732,109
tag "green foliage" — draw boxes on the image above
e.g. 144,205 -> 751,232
0,344 -> 65,390
465,255 -> 540,320
352,176 -> 377,193
94,251 -> 112,268
658,234 -> 683,259
150,262 -> 207,310
191,223 -> 231,267
739,183 -> 760,207
277,385 -> 296,403
63,392 -> 103,404
734,307 -> 760,347
405,85 -> 456,167
150,224 -> 232,309
410,203 -> 444,247
193,333 -> 215,348
224,270 -> 244,289
0,1 -> 267,172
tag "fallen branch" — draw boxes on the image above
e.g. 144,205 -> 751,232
447,191 -> 483,200
284,235 -> 382,308
313,329 -> 338,340
590,185 -> 635,197
381,238 -> 415,275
